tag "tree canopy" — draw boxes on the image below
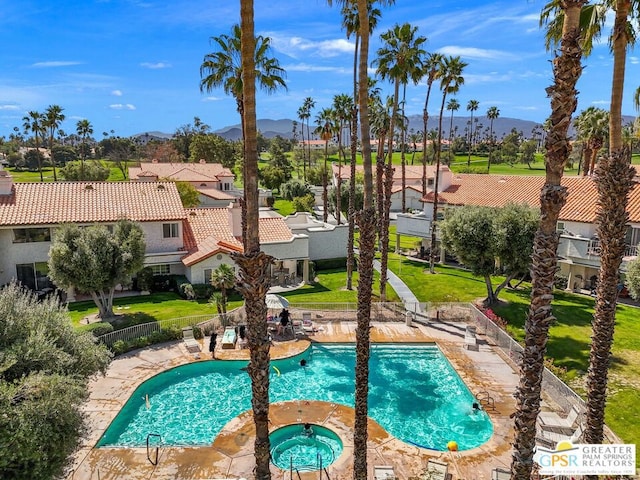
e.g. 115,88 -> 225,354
440,203 -> 539,304
0,283 -> 111,480
625,257 -> 640,300
48,220 -> 146,318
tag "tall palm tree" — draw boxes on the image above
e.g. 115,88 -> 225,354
446,97 -> 460,163
76,119 -> 93,180
585,0 -> 637,454
22,111 -> 45,182
421,53 -> 444,195
429,55 -> 466,274
315,107 -> 336,224
297,104 -> 309,180
574,106 -> 609,176
373,22 -> 426,301
235,2 -> 274,477
210,263 -> 236,320
44,105 -> 65,182
333,93 -> 354,225
200,22 -> 286,244
302,97 -> 316,171
510,2 -> 587,478
486,106 -> 500,173
466,99 -> 479,166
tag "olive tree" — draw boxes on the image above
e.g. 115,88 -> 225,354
440,203 -> 539,304
625,257 -> 640,300
48,219 -> 146,319
0,283 -> 111,480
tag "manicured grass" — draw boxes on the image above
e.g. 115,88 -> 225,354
272,198 -> 296,216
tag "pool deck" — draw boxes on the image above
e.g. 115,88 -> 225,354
70,321 -> 520,480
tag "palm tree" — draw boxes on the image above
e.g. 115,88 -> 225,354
234,2 -> 274,477
585,0 -> 637,453
574,107 -> 609,176
22,111 -> 45,182
373,22 -> 426,301
421,53 -> 444,195
76,119 -> 93,180
486,106 -> 500,173
332,93 -> 354,225
429,55 -> 466,274
510,2 -> 587,478
466,99 -> 479,166
44,104 -> 65,182
302,97 -> 316,171
297,105 -> 309,180
210,263 -> 236,322
315,107 -> 336,224
446,98 -> 460,163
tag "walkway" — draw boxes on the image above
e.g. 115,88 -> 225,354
373,258 -> 424,315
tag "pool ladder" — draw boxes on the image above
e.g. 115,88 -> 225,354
289,449 -> 333,480
476,391 -> 496,411
146,433 -> 162,465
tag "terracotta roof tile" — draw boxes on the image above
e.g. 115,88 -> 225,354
130,162 -> 234,182
422,174 -> 640,223
334,163 -> 443,181
0,181 -> 185,226
181,208 -> 293,266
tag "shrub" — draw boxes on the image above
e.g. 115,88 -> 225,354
292,193 -> 315,213
192,283 -> 214,299
86,322 -> 115,337
135,266 -> 154,292
281,179 -> 311,200
192,325 -> 203,339
554,274 -> 569,290
266,196 -> 275,208
179,282 -> 196,300
108,325 -> 184,355
483,308 -> 508,329
313,258 -> 347,271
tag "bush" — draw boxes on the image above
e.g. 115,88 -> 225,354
313,258 -> 347,271
85,322 -> 115,337
108,325 -> 184,355
192,283 -> 214,299
192,325 -> 203,339
456,166 -> 489,174
281,179 -> 311,201
266,196 -> 275,208
179,282 -> 196,300
135,267 -> 154,292
554,274 -> 569,290
292,193 -> 315,213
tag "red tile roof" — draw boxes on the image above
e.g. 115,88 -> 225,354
129,162 -> 234,182
181,208 -> 294,266
333,163 -> 442,181
0,181 -> 185,226
422,174 -> 640,223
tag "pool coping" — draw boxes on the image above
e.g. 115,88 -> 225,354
70,321 -> 521,480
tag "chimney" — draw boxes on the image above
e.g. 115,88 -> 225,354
227,201 -> 242,238
0,170 -> 13,196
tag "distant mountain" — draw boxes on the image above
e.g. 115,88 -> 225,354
214,119 -> 295,141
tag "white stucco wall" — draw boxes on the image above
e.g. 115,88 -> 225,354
262,235 -> 309,261
0,228 -> 52,285
140,221 -> 184,253
186,253 -> 236,284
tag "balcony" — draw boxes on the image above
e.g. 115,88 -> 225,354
557,233 -> 638,267
396,212 -> 432,239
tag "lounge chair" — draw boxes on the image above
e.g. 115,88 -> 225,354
464,325 -> 479,351
221,326 -> 237,349
536,423 -> 584,449
491,468 -> 511,480
181,327 -> 201,353
425,459 -> 448,480
538,404 -> 580,428
374,465 -> 396,480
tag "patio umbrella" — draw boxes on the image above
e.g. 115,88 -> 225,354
265,293 -> 289,310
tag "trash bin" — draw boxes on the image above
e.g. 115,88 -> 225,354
405,311 -> 413,327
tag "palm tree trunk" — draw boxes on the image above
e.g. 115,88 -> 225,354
422,83 -> 433,196
323,140 -> 329,223
346,34 -> 360,290
487,120 -> 494,173
467,110 -> 474,167
354,1 -> 375,477
429,93 -> 447,274
510,3 -> 585,479
401,84 -> 407,212
237,3 -> 273,478
585,0 -> 635,457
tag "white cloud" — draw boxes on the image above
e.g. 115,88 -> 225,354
31,61 -> 82,68
140,62 -> 172,69
202,96 -> 222,102
630,56 -> 639,65
0,105 -> 19,111
111,89 -> 123,96
284,63 -> 350,74
592,100 -> 609,105
268,34 -> 354,58
109,103 -> 136,110
437,46 -> 517,61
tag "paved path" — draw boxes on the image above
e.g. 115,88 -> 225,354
373,258 -> 425,315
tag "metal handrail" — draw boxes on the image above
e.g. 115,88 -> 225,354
146,433 -> 162,465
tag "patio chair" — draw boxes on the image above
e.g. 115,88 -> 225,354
464,325 -> 479,351
374,465 -> 396,480
221,326 -> 237,349
536,422 -> 584,450
425,459 -> 448,480
538,404 -> 580,428
181,327 -> 201,353
491,468 -> 511,480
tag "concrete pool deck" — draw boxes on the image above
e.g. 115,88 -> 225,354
69,321 -> 520,479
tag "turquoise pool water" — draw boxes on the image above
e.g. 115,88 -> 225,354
98,343 -> 493,450
270,424 -> 343,471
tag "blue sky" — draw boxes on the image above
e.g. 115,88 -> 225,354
1,0 -> 638,139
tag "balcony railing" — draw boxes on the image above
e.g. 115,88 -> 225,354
558,234 -> 638,261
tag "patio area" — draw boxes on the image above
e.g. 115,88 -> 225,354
69,320 -> 522,480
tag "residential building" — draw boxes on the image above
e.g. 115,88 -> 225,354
396,172 -> 640,290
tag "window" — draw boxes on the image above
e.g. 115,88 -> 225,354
13,227 -> 51,243
427,179 -> 434,188
150,264 -> 170,275
163,223 -> 179,238
16,262 -> 53,291
556,221 -> 565,233
224,183 -> 230,191
204,268 -> 212,284
626,226 -> 640,247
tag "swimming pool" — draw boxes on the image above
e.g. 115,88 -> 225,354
98,343 -> 493,451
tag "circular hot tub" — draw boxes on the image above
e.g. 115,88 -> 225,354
270,424 -> 343,471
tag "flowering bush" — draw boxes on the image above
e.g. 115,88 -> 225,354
483,308 -> 508,329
